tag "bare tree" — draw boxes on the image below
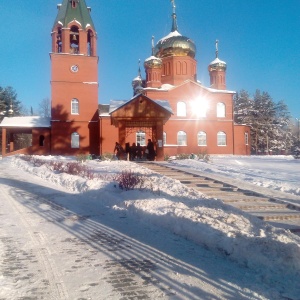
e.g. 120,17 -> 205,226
38,97 -> 51,118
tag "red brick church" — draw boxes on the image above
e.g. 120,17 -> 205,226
1,0 -> 251,160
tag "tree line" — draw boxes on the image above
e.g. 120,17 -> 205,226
234,89 -> 298,154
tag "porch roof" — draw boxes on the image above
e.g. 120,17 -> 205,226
0,116 -> 51,128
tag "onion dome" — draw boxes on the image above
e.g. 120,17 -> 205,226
132,60 -> 144,95
208,40 -> 227,71
131,75 -> 142,88
144,36 -> 162,69
154,1 -> 196,58
132,74 -> 143,95
144,56 -> 162,68
209,57 -> 227,71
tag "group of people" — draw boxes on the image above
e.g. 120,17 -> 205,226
114,139 -> 156,161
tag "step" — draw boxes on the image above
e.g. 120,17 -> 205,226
221,196 -> 270,203
231,203 -> 287,211
140,162 -> 300,234
193,187 -> 238,194
255,212 -> 300,221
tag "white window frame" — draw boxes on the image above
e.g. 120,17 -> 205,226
217,102 -> 226,118
217,131 -> 226,146
163,131 -> 167,145
71,98 -> 79,115
136,131 -> 146,146
71,132 -> 80,148
197,131 -> 207,146
177,131 -> 187,146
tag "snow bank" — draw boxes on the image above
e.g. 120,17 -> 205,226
10,155 -> 300,296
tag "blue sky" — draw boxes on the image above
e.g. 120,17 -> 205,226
0,0 -> 299,119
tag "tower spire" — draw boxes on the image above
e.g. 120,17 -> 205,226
138,59 -> 142,78
170,0 -> 178,32
151,36 -> 155,56
215,39 -> 219,58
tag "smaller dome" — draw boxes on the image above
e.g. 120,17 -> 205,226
144,55 -> 162,69
208,57 -> 227,71
132,75 -> 142,88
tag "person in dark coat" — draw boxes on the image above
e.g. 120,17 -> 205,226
129,143 -> 137,161
146,139 -> 156,161
114,142 -> 124,160
136,143 -> 142,160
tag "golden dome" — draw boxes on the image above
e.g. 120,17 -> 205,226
144,55 -> 162,69
154,30 -> 196,59
208,57 -> 227,71
154,2 -> 196,59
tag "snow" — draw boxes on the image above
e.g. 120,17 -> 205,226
1,155 -> 300,299
209,57 -> 227,66
144,55 -> 162,63
158,30 -> 182,43
0,116 -> 51,128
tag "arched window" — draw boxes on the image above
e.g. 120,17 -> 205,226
217,102 -> 226,117
177,131 -> 187,146
217,131 -> 226,146
71,0 -> 77,8
87,29 -> 94,56
71,98 -> 79,114
182,61 -> 187,75
163,132 -> 167,145
197,131 -> 207,146
71,132 -> 80,148
177,101 -> 186,117
70,25 -> 79,54
136,131 -> 146,146
176,61 -> 181,75
56,27 -> 62,53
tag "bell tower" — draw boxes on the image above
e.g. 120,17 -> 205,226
50,0 -> 99,155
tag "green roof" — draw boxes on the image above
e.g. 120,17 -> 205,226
53,0 -> 96,32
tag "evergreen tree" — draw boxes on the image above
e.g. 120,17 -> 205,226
251,90 -> 276,153
0,86 -> 24,154
272,100 -> 293,153
234,89 -> 293,154
0,86 -> 22,122
233,90 -> 253,125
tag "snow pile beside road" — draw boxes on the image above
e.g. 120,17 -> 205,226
10,155 -> 300,297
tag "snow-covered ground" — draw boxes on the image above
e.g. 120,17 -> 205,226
1,154 -> 300,299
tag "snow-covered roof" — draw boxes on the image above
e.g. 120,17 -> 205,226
144,80 -> 235,94
143,83 -> 175,91
158,30 -> 182,43
205,86 -> 235,94
209,57 -> 226,65
109,100 -> 129,114
0,116 -> 51,128
144,55 -> 162,62
154,100 -> 173,114
109,96 -> 173,115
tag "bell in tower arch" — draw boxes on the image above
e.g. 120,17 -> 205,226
70,26 -> 79,54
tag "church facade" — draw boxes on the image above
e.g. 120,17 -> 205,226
0,0 -> 250,160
